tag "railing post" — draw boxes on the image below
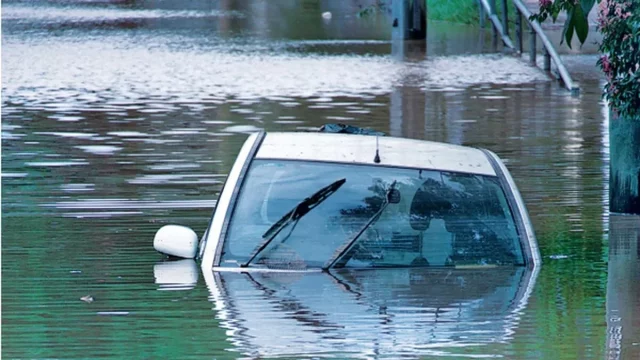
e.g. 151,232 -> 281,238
478,0 -> 486,28
529,24 -> 536,65
488,0 -> 496,14
501,0 -> 509,37
488,0 -> 498,45
512,0 -> 578,92
543,48 -> 551,71
392,0 -> 427,60
392,0 -> 427,40
515,7 -> 523,53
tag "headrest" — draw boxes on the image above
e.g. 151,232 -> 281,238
409,179 -> 452,231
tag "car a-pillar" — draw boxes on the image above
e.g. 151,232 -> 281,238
610,111 -> 640,214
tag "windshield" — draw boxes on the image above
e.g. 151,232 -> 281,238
220,160 -> 525,269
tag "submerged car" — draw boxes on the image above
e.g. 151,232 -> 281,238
154,130 -> 541,271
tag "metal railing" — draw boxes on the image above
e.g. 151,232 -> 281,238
478,0 -> 514,50
477,0 -> 579,93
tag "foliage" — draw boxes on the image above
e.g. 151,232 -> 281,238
358,0 -> 480,24
596,0 -> 640,119
532,0 -> 640,119
529,0 -> 596,48
426,0 -> 480,24
357,0 -> 389,18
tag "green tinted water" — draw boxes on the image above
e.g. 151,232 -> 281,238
2,0 -> 638,358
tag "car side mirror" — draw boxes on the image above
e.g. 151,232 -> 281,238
154,225 -> 198,259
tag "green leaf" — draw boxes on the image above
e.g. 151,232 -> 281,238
574,5 -> 589,45
551,5 -> 561,22
580,0 -> 596,16
562,9 -> 574,48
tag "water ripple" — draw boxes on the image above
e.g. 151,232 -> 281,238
43,199 -> 216,210
3,5 -> 243,22
75,145 -> 122,155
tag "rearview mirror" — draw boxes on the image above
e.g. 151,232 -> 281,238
154,225 -> 198,259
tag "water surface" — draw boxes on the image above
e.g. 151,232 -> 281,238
3,0 -> 638,359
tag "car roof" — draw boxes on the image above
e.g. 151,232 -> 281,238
255,132 -> 496,176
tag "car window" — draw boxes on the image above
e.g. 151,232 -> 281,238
220,160 -> 525,269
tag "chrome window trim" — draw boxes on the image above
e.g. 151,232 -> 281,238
480,149 -> 541,269
200,132 -> 265,271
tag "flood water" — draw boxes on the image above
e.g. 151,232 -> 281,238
2,0 -> 639,359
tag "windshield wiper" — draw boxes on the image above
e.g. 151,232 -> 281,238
241,178 -> 347,267
323,181 -> 397,269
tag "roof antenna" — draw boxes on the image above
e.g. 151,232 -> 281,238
373,136 -> 381,163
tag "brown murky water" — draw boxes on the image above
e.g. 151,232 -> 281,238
2,0 -> 638,359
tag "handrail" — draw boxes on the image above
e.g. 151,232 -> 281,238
478,0 -> 515,50
512,0 -> 579,93
477,0 -> 579,93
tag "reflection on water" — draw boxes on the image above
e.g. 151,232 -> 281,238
201,267 -> 538,358
154,259 -> 199,291
607,215 -> 640,360
1,0 -> 624,358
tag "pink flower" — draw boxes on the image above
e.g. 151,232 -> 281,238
598,0 -> 614,29
539,0 -> 552,8
601,55 -> 614,80
613,2 -> 632,19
